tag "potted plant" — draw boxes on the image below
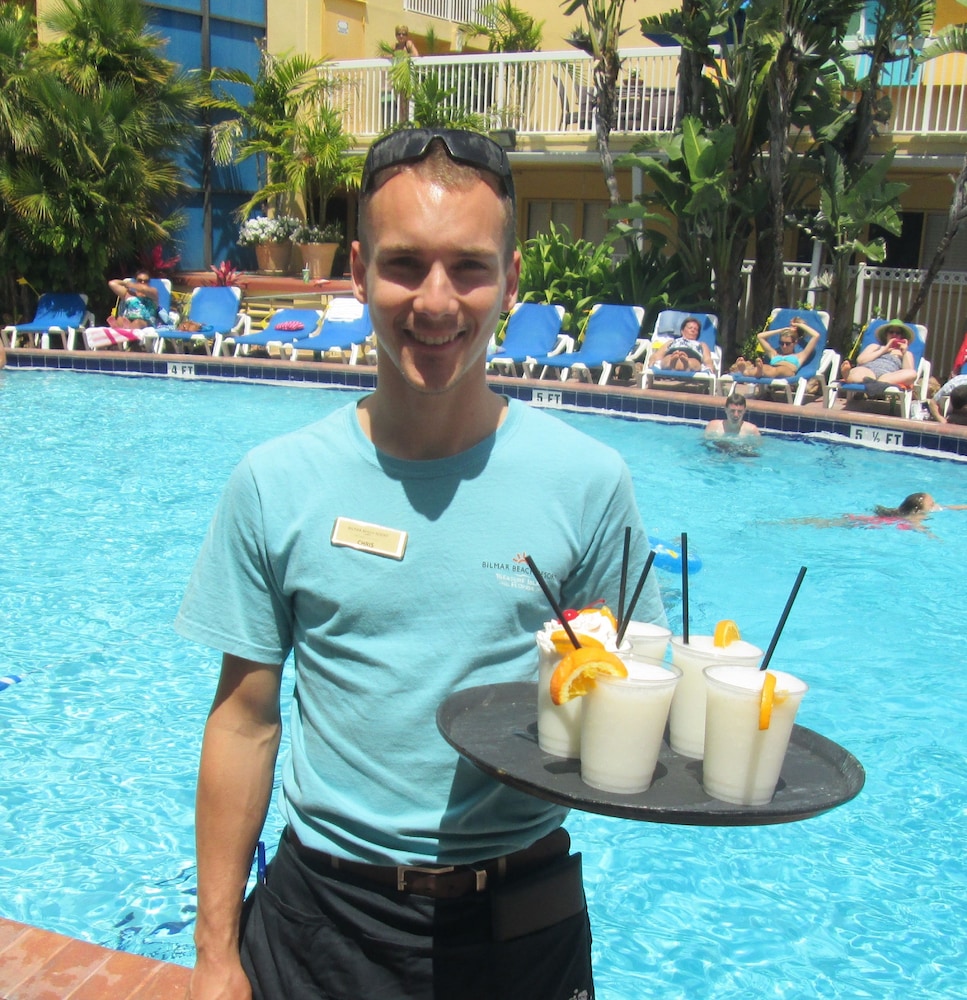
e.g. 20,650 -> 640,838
238,215 -> 298,274
292,221 -> 344,279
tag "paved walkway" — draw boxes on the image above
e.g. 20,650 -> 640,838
0,917 -> 190,998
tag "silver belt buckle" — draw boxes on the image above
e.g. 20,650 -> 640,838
396,864 -> 455,892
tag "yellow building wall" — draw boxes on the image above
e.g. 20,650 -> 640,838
281,0 -> 672,59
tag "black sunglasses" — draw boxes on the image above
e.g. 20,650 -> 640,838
361,129 -> 516,207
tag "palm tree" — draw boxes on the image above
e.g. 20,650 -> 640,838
562,0 -> 631,206
0,0 -> 201,319
207,40 -> 337,211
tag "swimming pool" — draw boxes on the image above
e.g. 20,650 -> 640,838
1,370 -> 964,996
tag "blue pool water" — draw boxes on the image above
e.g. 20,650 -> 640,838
1,370 -> 965,996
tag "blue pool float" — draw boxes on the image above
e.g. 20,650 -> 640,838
649,538 -> 702,574
0,675 -> 23,693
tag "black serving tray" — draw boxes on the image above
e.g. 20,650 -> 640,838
437,682 -> 865,827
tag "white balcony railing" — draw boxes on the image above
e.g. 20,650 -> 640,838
325,47 -> 967,142
404,0 -> 483,25
325,48 -> 681,139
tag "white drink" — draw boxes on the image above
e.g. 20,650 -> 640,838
535,612 -> 628,759
668,635 -> 763,758
537,650 -> 583,758
580,659 -> 681,794
622,620 -> 672,661
702,665 -> 808,805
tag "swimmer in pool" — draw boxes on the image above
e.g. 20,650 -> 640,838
783,492 -> 967,535
704,392 -> 761,453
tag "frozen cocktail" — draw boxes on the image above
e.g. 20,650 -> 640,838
580,658 -> 681,794
668,624 -> 763,758
536,607 -> 620,757
621,620 -> 672,661
702,665 -> 808,805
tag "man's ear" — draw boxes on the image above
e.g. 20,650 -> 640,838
350,242 -> 367,304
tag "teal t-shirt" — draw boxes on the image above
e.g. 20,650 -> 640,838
175,397 -> 665,864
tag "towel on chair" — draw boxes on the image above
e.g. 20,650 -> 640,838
85,326 -> 152,350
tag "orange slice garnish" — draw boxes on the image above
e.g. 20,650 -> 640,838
549,647 -> 627,705
758,672 -> 777,730
579,604 -> 617,630
550,630 -> 604,656
713,619 -> 741,647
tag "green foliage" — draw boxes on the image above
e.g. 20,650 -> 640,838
461,2 -> 544,52
517,222 -> 623,330
207,43 -> 357,225
388,72 -> 489,132
0,0 -> 202,321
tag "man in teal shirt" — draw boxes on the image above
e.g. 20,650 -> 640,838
176,128 -> 665,1000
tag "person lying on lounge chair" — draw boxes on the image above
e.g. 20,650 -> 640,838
650,316 -> 713,372
927,379 -> 967,424
838,319 -> 917,390
729,316 -> 821,378
107,270 -> 159,330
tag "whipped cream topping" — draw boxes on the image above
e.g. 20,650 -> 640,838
536,608 -> 619,655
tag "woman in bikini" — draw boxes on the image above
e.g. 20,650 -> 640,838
730,315 -> 821,377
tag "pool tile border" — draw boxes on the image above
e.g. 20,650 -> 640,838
8,349 -> 967,460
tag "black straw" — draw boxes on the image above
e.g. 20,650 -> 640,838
616,550 -> 657,646
681,533 -> 689,644
617,526 -> 631,627
759,566 -> 807,670
525,555 -> 582,649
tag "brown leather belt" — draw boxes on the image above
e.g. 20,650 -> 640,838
285,827 -> 570,899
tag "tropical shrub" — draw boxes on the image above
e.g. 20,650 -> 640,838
517,222 -> 623,331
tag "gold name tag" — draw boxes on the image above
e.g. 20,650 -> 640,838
330,517 -> 408,561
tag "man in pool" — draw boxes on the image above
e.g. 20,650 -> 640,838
704,391 -> 761,451
175,128 -> 666,1000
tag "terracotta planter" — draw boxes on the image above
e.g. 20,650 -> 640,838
254,240 -> 292,275
297,242 -> 339,279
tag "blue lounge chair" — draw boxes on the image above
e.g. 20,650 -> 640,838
826,318 -> 930,418
486,302 -> 567,376
642,310 -> 720,393
720,308 -> 836,405
525,303 -> 647,384
285,300 -> 372,363
2,292 -> 92,350
216,307 -> 324,357
155,286 -> 244,355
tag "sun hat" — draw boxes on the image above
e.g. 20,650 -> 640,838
876,319 -> 915,343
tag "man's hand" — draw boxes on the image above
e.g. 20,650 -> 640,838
187,954 -> 252,1000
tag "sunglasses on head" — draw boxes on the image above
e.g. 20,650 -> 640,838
360,129 -> 516,207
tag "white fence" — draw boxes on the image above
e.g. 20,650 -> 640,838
325,47 -> 967,140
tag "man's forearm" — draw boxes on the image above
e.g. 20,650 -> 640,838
194,715 -> 281,961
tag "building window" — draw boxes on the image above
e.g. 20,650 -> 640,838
527,201 -> 610,243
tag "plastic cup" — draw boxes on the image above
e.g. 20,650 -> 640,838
702,665 -> 808,805
580,658 -> 681,794
622,620 -> 672,661
668,635 -> 763,759
537,636 -> 631,759
537,649 -> 582,758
